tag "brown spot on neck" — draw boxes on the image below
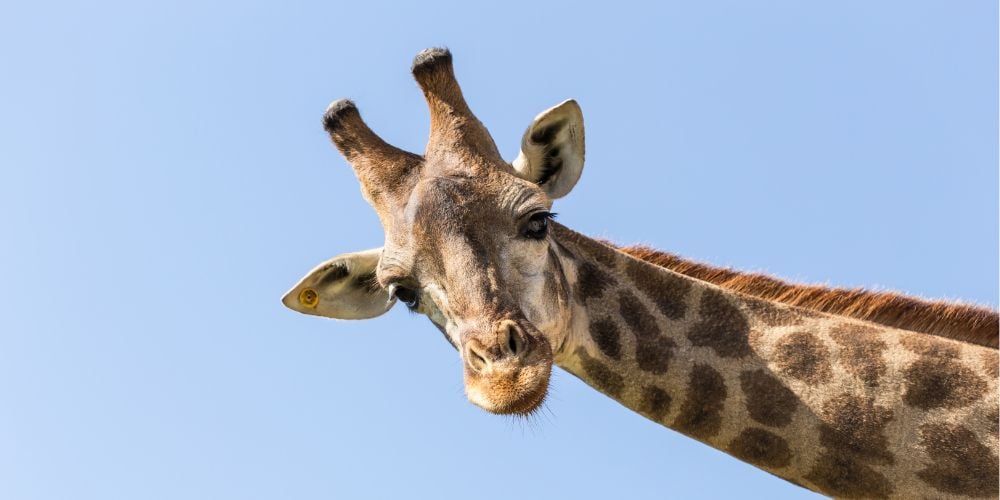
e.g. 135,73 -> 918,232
574,260 -> 614,303
740,369 -> 798,428
817,394 -> 895,465
587,315 -> 622,360
618,290 -> 674,374
774,332 -> 832,385
573,347 -> 624,398
806,393 -> 896,498
728,428 -> 793,469
622,255 -> 691,320
638,386 -> 672,422
830,323 -> 888,386
687,288 -> 752,358
673,364 -> 727,440
917,422 -> 999,497
903,356 -> 987,410
805,451 -> 894,499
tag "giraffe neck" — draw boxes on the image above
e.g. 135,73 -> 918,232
548,224 -> 999,499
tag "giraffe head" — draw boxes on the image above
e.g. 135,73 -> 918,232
283,48 -> 586,415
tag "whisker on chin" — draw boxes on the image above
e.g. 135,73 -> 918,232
504,406 -> 546,438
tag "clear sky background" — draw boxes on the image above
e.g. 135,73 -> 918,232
1,1 -> 996,499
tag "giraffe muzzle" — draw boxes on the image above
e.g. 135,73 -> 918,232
461,319 -> 553,415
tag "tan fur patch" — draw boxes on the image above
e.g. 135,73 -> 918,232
744,298 -> 805,327
830,324 -> 888,386
900,333 -> 961,358
740,369 -> 798,428
747,328 -> 765,349
774,332 -> 832,385
728,427 -> 793,469
673,364 -> 727,440
614,244 -> 999,348
917,422 -> 999,497
982,350 -> 999,378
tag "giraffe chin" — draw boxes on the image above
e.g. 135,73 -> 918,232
464,360 -> 552,416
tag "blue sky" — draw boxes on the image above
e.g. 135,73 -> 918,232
1,1 -> 995,499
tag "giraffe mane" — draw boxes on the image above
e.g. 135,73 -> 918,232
610,243 -> 999,349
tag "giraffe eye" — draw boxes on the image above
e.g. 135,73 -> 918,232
392,286 -> 419,309
524,211 -> 555,240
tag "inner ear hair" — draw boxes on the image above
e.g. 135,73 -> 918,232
533,121 -> 568,186
317,263 -> 351,286
353,270 -> 383,294
530,119 -> 566,144
537,146 -> 563,186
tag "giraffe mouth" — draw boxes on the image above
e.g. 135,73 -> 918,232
464,358 -> 553,416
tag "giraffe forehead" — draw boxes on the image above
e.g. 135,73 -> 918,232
392,174 -> 546,242
380,175 -> 548,280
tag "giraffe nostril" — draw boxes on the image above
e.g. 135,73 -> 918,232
470,351 -> 487,371
508,326 -> 519,355
466,342 -> 489,372
500,320 -> 526,358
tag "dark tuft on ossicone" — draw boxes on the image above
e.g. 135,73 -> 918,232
322,99 -> 359,132
411,47 -> 453,75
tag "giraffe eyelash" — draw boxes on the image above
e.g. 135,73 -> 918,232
523,211 -> 556,240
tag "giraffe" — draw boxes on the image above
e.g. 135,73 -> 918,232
282,48 -> 1000,498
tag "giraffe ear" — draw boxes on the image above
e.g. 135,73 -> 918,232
282,247 -> 395,320
512,99 -> 585,199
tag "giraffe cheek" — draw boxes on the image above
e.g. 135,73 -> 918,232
523,271 -> 571,339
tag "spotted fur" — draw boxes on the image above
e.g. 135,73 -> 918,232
615,244 -> 998,349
